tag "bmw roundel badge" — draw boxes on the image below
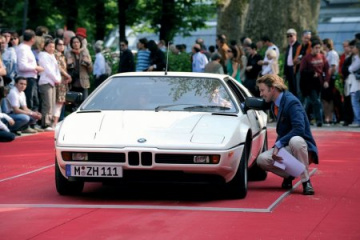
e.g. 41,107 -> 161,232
137,138 -> 147,143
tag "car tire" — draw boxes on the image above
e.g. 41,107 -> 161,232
225,147 -> 248,199
55,159 -> 84,195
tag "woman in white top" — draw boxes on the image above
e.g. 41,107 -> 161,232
38,39 -> 61,130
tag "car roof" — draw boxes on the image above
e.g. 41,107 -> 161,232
111,72 -> 228,79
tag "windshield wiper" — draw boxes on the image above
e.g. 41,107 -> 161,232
155,104 -> 198,112
183,105 -> 231,111
77,109 -> 102,113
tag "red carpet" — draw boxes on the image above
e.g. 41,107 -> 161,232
0,129 -> 359,239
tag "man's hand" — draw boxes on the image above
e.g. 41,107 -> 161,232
323,81 -> 329,88
8,118 -> 15,126
35,66 -> 44,73
272,147 -> 283,162
32,111 -> 42,120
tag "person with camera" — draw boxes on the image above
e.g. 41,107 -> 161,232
65,36 -> 92,101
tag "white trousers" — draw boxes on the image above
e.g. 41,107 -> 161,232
257,136 -> 310,182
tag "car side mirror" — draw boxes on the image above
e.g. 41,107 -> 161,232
65,91 -> 83,104
244,97 -> 269,111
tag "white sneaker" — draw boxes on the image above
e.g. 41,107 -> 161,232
349,123 -> 360,128
22,127 -> 37,134
44,126 -> 54,131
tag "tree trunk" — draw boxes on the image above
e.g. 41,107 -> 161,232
118,0 -> 127,42
216,0 -> 249,44
244,0 -> 321,51
159,0 -> 176,44
95,0 -> 106,41
65,0 -> 78,31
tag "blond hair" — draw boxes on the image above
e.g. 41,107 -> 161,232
256,74 -> 287,92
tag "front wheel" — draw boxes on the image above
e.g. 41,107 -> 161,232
55,159 -> 84,195
225,149 -> 248,199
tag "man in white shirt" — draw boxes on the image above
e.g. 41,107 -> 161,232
257,36 -> 280,76
192,44 -> 208,73
16,29 -> 44,112
284,29 -> 301,97
6,77 -> 42,134
93,41 -> 108,88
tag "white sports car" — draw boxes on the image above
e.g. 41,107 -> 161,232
55,72 -> 268,199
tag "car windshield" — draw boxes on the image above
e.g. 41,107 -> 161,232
81,76 -> 237,113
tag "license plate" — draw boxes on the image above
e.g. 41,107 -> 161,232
66,165 -> 123,178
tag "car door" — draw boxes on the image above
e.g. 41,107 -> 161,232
225,78 -> 263,165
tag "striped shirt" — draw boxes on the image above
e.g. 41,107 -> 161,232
136,50 -> 150,71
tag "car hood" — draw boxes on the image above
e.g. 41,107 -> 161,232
56,111 -> 244,149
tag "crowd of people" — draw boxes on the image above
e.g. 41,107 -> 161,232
1,25 -> 360,143
0,26 -> 110,142
119,30 -> 360,129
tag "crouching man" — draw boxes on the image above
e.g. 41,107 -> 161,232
6,77 -> 42,134
256,74 -> 318,195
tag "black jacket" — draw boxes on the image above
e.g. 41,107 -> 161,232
119,49 -> 135,73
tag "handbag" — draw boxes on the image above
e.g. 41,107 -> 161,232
65,91 -> 83,104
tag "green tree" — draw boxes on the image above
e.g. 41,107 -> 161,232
133,0 -> 216,43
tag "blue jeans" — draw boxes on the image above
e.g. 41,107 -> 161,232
7,113 -> 37,131
351,91 -> 360,124
0,129 -> 15,142
304,89 -> 323,124
24,77 -> 40,111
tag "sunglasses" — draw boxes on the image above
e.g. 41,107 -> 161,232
287,34 -> 294,38
227,50 -> 233,53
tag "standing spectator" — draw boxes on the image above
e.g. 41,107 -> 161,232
38,39 -> 61,130
75,28 -> 89,55
300,38 -> 330,127
284,29 -> 301,97
93,40 -> 108,88
55,28 -> 64,40
136,38 -> 150,72
192,43 -> 208,73
66,36 -> 93,100
244,43 -> 262,96
348,41 -> 360,127
258,36 -> 280,76
35,26 -> 49,37
158,40 -> 167,52
340,40 -> 354,126
32,36 -> 45,64
256,74 -> 317,195
196,38 -> 211,60
322,38 -> 339,126
118,39 -> 135,73
208,45 -> 215,55
63,30 -> 75,55
6,77 -> 42,134
0,86 -> 15,142
16,29 -> 44,113
2,33 -> 19,86
261,49 -> 279,75
146,40 -> 166,72
216,34 -> 230,73
54,38 -> 71,127
226,45 -> 241,82
204,53 -> 224,74
1,29 -> 12,49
